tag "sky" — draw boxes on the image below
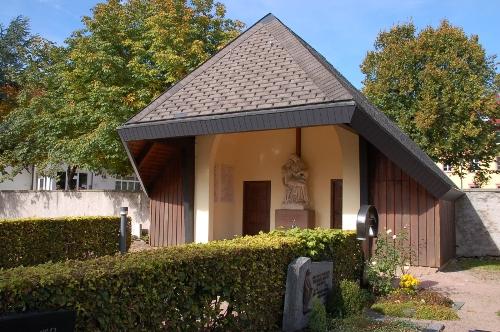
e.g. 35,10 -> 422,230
1,0 -> 498,88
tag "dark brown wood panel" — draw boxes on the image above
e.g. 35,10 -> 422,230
149,157 -> 184,246
368,145 -> 456,268
330,179 -> 343,229
409,178 -> 419,264
243,181 -> 271,236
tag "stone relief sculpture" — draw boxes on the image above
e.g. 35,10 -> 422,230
302,268 -> 313,313
282,154 -> 309,209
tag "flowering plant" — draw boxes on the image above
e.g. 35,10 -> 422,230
366,229 -> 413,295
399,273 -> 420,292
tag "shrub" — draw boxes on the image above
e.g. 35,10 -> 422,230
0,216 -> 131,268
270,228 -> 363,281
366,229 -> 412,295
308,297 -> 328,332
327,280 -> 371,318
0,229 -> 362,331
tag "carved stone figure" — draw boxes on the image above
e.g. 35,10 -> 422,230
282,154 -> 309,209
302,268 -> 313,313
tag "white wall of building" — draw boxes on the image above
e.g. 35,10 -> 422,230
0,190 -> 149,236
0,167 -> 34,190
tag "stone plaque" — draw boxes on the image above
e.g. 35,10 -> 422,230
214,164 -> 234,203
282,257 -> 333,332
0,310 -> 76,332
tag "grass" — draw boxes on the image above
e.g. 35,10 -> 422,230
371,301 -> 458,320
329,315 -> 422,332
370,289 -> 459,321
454,258 -> 500,272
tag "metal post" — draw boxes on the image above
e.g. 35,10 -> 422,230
120,207 -> 128,254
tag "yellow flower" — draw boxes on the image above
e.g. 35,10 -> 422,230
399,273 -> 420,290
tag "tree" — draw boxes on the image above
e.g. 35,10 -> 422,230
361,21 -> 499,187
0,34 -> 66,182
56,0 -> 243,177
0,0 -> 243,186
0,16 -> 34,120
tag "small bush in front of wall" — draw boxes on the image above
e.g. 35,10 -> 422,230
366,229 -> 413,295
0,229 -> 362,331
327,280 -> 372,318
0,216 -> 131,268
270,227 -> 364,281
308,297 -> 328,332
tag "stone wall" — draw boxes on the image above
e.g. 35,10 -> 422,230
455,189 -> 499,257
0,190 -> 150,236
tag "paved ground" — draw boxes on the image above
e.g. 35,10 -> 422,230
409,262 -> 500,332
130,239 -> 154,252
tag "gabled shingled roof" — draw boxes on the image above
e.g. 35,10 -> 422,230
119,14 -> 462,200
127,14 -> 351,124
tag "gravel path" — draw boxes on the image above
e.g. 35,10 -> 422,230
409,263 -> 500,332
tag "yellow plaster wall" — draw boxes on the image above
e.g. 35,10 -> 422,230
301,126 -> 342,228
213,129 -> 296,240
195,125 -> 361,242
194,135 -> 216,243
336,126 -> 360,230
301,126 -> 360,230
437,161 -> 500,189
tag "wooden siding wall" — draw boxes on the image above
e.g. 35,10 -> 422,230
149,157 -> 184,246
368,146 -> 455,267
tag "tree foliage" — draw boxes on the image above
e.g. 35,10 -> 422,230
0,0 -> 243,182
361,21 -> 499,186
0,16 -> 40,120
0,17 -> 64,180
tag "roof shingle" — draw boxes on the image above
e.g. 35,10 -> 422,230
127,14 -> 351,124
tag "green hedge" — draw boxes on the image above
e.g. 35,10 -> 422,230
0,228 -> 361,331
0,216 -> 131,268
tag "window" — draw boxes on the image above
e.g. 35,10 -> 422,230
56,172 -> 66,190
38,177 -> 45,190
37,177 -> 53,190
443,164 -> 452,172
78,173 -> 88,189
55,170 -> 89,190
115,176 -> 141,191
497,156 -> 500,171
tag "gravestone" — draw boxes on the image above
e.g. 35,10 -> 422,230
0,310 -> 76,332
282,257 -> 333,332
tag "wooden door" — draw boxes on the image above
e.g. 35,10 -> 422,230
243,181 -> 271,235
331,179 -> 343,229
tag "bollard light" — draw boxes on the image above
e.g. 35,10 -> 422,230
120,207 -> 128,254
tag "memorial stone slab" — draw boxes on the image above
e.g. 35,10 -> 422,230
282,257 -> 333,332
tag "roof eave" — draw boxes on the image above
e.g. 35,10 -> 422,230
118,101 -> 356,141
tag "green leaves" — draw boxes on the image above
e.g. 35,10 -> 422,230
0,229 -> 361,331
362,20 -> 499,186
0,216 -> 131,269
0,1 -> 244,180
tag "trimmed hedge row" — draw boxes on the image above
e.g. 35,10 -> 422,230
0,228 -> 362,331
0,216 -> 131,268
